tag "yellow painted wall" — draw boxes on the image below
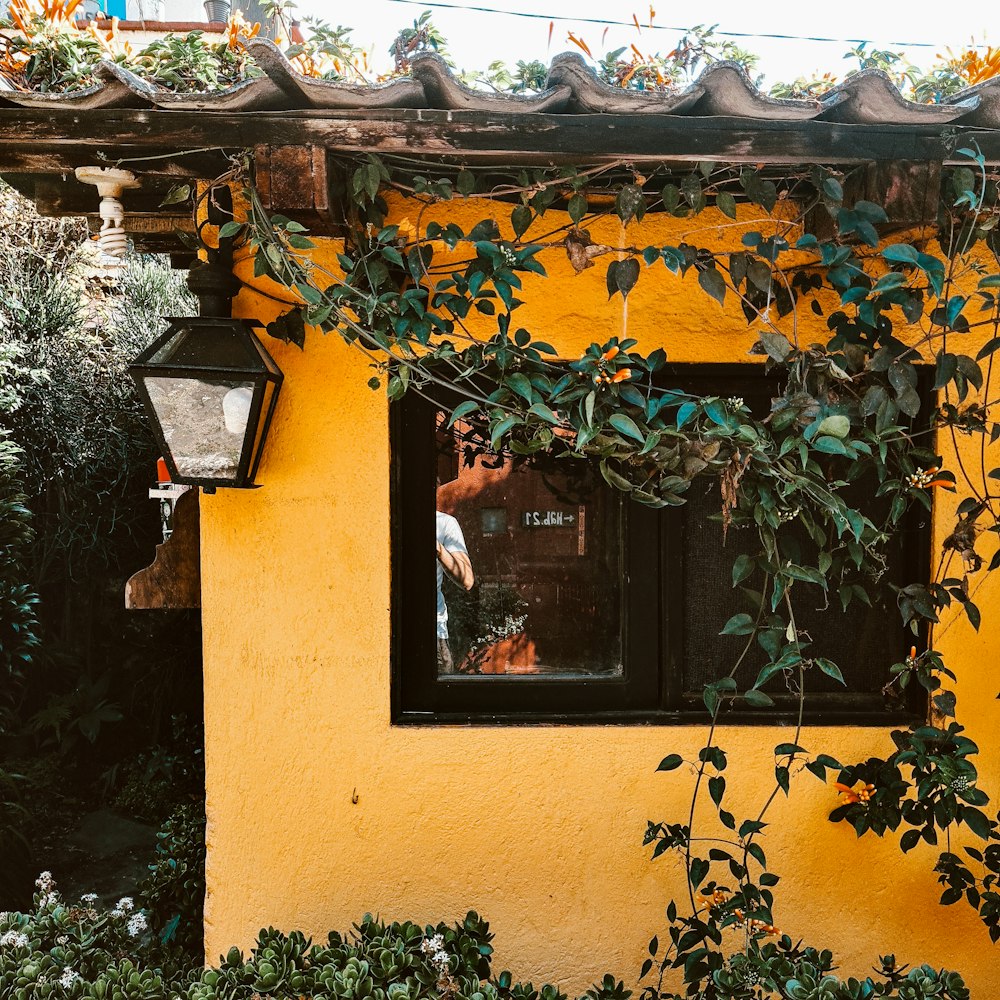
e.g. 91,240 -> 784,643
200,200 -> 1000,994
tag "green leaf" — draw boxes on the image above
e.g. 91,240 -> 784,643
720,613 -> 755,636
456,170 -> 475,196
814,435 -> 848,455
615,184 -> 646,224
703,684 -> 720,715
159,183 -> 191,207
681,174 -> 703,208
607,259 -> 641,300
732,554 -> 755,586
676,401 -> 697,428
527,403 -> 559,424
757,332 -> 791,361
490,415 -> 519,451
816,415 -> 850,439
599,460 -> 633,492
815,658 -> 845,685
656,754 -> 683,772
295,282 -> 322,305
976,337 -> 1000,361
717,191 -> 737,219
510,205 -> 532,238
963,807 -> 994,840
266,309 -> 306,348
506,372 -> 534,404
882,243 -> 919,264
822,176 -> 843,202
744,689 -> 774,708
873,272 -> 907,293
708,776 -> 726,806
697,267 -> 726,306
609,413 -> 645,443
568,193 -> 588,225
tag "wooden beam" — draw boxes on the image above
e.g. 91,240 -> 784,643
253,144 -> 342,233
0,108 -> 998,165
804,160 -> 943,239
0,144 -> 230,179
34,176 -> 192,218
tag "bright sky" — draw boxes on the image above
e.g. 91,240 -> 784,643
289,0 -> 996,86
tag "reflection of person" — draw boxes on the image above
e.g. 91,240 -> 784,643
436,510 -> 474,674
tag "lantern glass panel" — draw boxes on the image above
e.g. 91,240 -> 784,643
144,374 -> 256,481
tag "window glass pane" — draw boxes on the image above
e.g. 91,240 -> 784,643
679,476 -> 918,705
434,413 -> 623,678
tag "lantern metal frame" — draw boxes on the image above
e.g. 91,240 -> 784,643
129,316 -> 283,491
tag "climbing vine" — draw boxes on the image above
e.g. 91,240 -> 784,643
180,144 -> 1000,997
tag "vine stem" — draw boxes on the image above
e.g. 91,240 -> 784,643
740,590 -> 807,894
682,580 -> 770,920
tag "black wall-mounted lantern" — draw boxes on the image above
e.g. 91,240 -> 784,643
129,239 -> 283,492
130,316 -> 282,491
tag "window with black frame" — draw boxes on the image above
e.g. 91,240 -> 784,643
391,364 -> 929,725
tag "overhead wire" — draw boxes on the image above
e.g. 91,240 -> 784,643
377,0 -> 990,50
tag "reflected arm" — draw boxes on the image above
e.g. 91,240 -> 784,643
437,542 -> 474,590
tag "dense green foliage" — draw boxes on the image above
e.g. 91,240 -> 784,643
0,183 -> 202,904
0,888 -> 633,1000
139,804 -> 206,969
0,886 -> 968,1000
0,342 -> 39,902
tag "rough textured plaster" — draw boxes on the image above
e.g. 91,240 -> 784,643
200,201 -> 1000,994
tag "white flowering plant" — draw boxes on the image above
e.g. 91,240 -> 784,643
0,873 -> 159,1000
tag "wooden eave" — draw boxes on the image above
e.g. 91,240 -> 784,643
3,44 -> 1000,250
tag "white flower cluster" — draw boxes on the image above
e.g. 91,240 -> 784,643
0,930 -> 29,949
501,246 -> 518,267
126,912 -> 148,937
726,396 -> 745,409
35,871 -> 59,908
80,893 -> 99,906
474,614 -> 528,649
420,934 -> 451,972
112,897 -> 134,918
59,966 -> 81,989
905,466 -> 941,489
776,506 -> 801,524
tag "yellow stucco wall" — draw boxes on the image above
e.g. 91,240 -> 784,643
200,200 -> 1000,994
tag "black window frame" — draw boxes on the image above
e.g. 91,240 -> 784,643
391,364 -> 929,727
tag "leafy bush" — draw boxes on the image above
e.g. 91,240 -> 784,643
0,870 -> 971,999
0,338 -> 39,905
139,804 -> 205,970
109,716 -> 204,823
0,873 -> 162,998
0,182 -> 201,899
0,888 -> 631,1000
